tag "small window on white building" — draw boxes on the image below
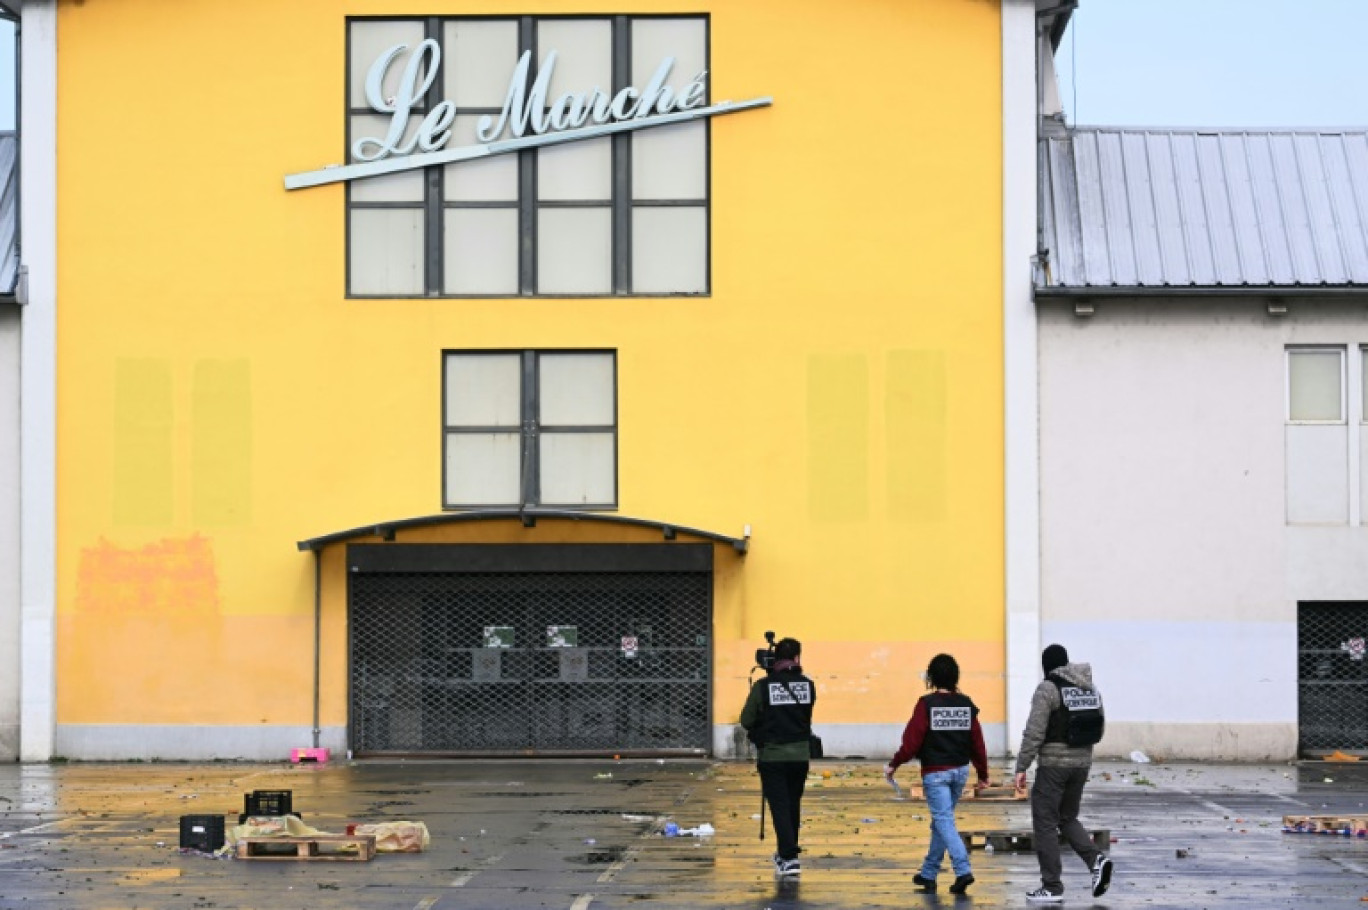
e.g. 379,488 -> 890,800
1287,348 -> 1344,423
443,350 -> 617,509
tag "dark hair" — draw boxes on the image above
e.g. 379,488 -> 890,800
775,637 -> 802,662
926,653 -> 960,691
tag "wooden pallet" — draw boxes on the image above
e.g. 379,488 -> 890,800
236,834 -> 376,861
960,828 -> 1110,853
1282,815 -> 1368,835
965,785 -> 1028,801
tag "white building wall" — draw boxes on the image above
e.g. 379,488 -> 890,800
0,307 -> 18,760
1037,298 -> 1368,760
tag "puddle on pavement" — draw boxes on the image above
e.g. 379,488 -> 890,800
570,844 -> 627,864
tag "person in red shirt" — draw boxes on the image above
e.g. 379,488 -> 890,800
884,653 -> 993,894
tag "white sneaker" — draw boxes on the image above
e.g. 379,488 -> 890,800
1025,886 -> 1064,903
1092,854 -> 1114,897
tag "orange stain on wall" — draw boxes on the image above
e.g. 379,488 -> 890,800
76,536 -> 221,615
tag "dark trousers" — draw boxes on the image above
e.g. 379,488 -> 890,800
1030,765 -> 1103,893
758,761 -> 809,861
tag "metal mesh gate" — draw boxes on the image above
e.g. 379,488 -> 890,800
349,545 -> 712,755
1299,601 -> 1368,754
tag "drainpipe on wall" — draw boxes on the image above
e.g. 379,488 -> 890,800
312,548 -> 321,750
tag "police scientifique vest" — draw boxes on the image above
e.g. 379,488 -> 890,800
917,691 -> 977,767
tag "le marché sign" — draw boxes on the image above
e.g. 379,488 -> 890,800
285,40 -> 772,190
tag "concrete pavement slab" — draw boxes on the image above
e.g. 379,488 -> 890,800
0,758 -> 1365,909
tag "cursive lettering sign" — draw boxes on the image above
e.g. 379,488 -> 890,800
285,40 -> 769,190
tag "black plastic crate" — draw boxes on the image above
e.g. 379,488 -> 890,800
243,789 -> 293,817
179,814 -> 225,851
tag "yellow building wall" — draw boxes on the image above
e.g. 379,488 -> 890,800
54,0 -> 1003,743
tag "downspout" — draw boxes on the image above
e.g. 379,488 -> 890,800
312,548 -> 321,750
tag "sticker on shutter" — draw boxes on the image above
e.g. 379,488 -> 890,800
768,682 -> 812,705
929,706 -> 972,730
1060,687 -> 1101,710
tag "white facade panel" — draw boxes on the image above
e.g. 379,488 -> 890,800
1041,619 -> 1296,725
1286,425 -> 1349,524
0,308 -> 18,760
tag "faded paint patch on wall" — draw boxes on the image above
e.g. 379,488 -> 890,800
807,353 -> 869,521
887,349 -> 947,520
113,359 -> 173,526
192,359 -> 252,526
76,536 -> 220,615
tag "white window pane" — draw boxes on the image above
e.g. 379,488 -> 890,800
537,20 -> 612,100
350,20 -> 426,109
539,137 -> 611,201
539,353 -> 614,425
538,208 -> 611,294
539,432 -> 615,505
632,207 -> 707,294
632,121 -> 706,200
444,20 -> 520,108
631,18 -> 707,103
350,209 -> 424,295
1289,350 -> 1343,421
1362,349 -> 1368,423
445,354 -> 521,427
350,114 -> 426,201
446,432 -> 522,505
444,209 -> 519,295
444,116 -> 519,201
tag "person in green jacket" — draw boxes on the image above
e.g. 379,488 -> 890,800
740,637 -> 815,878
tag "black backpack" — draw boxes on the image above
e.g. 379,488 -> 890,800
1048,676 -> 1105,747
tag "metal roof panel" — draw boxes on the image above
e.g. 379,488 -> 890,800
0,134 -> 15,296
1039,127 -> 1368,290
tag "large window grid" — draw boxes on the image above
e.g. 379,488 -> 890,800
443,350 -> 618,510
348,15 -> 710,298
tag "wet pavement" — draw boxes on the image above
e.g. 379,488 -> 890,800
1,757 -> 1366,909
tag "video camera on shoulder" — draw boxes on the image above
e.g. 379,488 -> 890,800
754,630 -> 778,671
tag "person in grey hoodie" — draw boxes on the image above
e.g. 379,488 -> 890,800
1013,644 -> 1114,903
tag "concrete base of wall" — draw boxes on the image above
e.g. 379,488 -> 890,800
713,722 -> 1009,762
1092,722 -> 1297,762
54,725 -> 349,761
0,723 -> 17,761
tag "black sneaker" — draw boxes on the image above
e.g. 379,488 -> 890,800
912,873 -> 937,892
1092,854 -> 1114,897
1025,886 -> 1064,903
949,873 -> 975,894
777,857 -> 801,877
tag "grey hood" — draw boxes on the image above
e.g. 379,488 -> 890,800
1049,662 -> 1095,689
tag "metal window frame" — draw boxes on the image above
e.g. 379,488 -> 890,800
345,14 -> 711,299
1286,345 -> 1346,425
442,348 -> 618,510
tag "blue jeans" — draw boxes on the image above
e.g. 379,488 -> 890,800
921,764 -> 972,879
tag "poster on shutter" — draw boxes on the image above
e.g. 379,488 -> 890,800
547,625 -> 578,648
621,635 -> 638,659
1342,638 -> 1366,661
483,626 -> 515,648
